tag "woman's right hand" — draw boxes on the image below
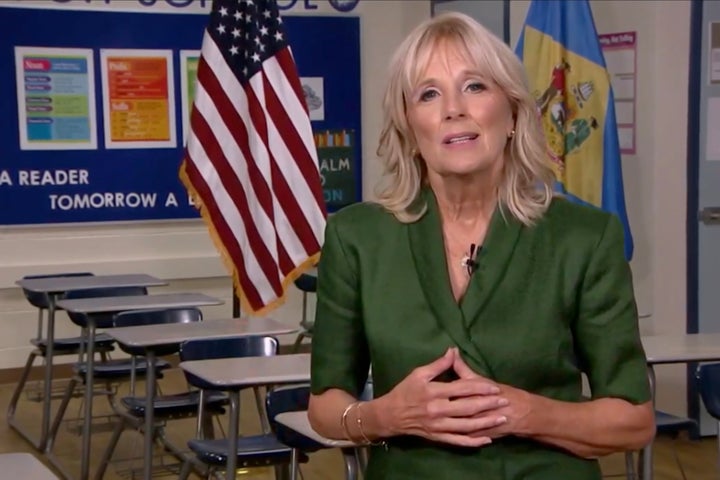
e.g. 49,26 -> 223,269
374,348 -> 508,447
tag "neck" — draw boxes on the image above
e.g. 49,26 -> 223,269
430,174 -> 498,226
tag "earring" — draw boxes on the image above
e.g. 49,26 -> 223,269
410,148 -> 418,157
508,129 -> 516,138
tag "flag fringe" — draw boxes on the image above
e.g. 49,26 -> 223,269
179,159 -> 320,317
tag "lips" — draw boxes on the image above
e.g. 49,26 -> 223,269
443,133 -> 479,144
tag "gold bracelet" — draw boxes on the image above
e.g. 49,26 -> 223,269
341,402 -> 360,442
355,401 -> 388,448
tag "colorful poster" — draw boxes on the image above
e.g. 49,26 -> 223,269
180,50 -> 200,143
599,31 -> 637,154
14,47 -> 97,150
314,129 -> 356,210
100,49 -> 176,149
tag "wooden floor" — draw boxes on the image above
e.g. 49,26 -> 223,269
1,367 -> 718,479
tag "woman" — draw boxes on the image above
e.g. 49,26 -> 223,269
308,12 -> 654,480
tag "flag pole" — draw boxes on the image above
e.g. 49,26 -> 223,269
232,287 -> 241,318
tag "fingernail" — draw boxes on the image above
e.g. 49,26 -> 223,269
497,398 -> 509,406
489,386 -> 500,394
496,416 -> 507,425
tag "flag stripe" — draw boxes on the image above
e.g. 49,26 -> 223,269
189,103 -> 282,297
197,52 -> 275,232
262,75 -> 323,256
266,53 -> 326,211
182,156 -> 264,308
245,74 -> 305,274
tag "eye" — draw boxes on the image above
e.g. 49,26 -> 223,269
465,82 -> 486,93
418,89 -> 439,102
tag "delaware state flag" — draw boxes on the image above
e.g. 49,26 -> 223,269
516,0 -> 634,260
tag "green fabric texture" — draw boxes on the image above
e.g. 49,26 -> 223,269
310,189 -> 650,480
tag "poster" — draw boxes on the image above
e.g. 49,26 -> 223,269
14,46 -> 97,150
315,129 -> 356,210
100,49 -> 176,149
599,31 -> 637,154
180,50 -> 200,143
0,6 -> 360,225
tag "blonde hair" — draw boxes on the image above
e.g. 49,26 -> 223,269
375,12 -> 555,225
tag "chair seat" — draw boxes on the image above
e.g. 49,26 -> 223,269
31,333 -> 116,353
187,435 -> 304,467
73,358 -> 171,380
121,390 -> 228,417
655,410 -> 697,435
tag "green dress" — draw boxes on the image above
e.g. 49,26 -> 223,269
310,188 -> 650,480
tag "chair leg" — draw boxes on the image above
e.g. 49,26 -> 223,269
624,451 -> 635,480
274,464 -> 291,480
356,446 -> 369,474
93,417 -> 126,480
6,350 -> 39,420
253,387 -> 271,434
46,376 -> 78,452
291,333 -> 305,353
342,447 -> 359,480
178,458 -> 193,480
289,448 -> 299,480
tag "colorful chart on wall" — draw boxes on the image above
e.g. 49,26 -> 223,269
0,2 -> 361,225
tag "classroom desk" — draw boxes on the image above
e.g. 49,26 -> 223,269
274,411 -> 356,449
179,354 -> 311,480
47,292 -> 222,480
0,452 -> 59,479
104,317 -> 298,480
639,333 -> 720,480
10,274 -> 166,452
275,411 -> 361,480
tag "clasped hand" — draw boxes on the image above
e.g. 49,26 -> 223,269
380,347 -> 532,447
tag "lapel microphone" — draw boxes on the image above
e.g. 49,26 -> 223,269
461,243 -> 482,275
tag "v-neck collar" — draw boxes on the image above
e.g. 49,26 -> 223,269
408,187 -> 523,374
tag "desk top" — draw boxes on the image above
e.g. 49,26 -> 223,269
642,333 -> 720,364
16,273 -> 166,294
56,292 -> 222,314
0,453 -> 58,479
180,353 -> 310,388
105,317 -> 297,347
274,411 -> 357,448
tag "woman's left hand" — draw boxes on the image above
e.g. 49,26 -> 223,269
451,348 -> 536,439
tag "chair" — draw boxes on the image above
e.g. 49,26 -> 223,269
177,336 -> 294,479
179,384 -> 311,480
45,286 -> 171,452
292,273 -> 317,353
277,382 -> 371,480
94,307 -> 228,480
7,272 -> 116,450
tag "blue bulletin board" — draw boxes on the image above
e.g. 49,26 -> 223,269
0,4 -> 361,225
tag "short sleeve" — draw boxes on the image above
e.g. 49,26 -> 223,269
310,215 -> 370,397
574,215 -> 651,404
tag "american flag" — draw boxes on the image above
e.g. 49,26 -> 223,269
180,0 -> 327,314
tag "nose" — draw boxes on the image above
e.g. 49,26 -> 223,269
443,91 -> 467,120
